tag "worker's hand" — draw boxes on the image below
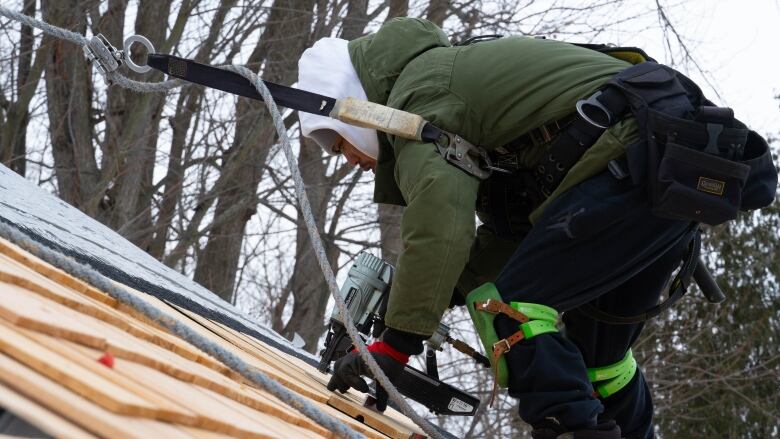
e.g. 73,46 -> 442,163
326,341 -> 408,411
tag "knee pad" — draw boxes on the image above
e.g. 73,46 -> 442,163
588,349 -> 638,398
466,283 -> 558,391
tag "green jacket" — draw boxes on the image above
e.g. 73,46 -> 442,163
349,18 -> 638,336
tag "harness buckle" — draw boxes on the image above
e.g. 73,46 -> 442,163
576,90 -> 612,129
434,131 -> 496,180
492,338 -> 512,354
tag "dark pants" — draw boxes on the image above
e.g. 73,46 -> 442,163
494,170 -> 694,438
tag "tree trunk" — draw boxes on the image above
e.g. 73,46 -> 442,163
386,0 -> 409,21
194,0 -> 315,302
41,0 -> 100,209
148,0 -> 238,260
2,0 -> 37,176
102,0 -> 172,249
377,204 -> 403,265
341,0 -> 368,40
279,137 -> 340,351
425,0 -> 449,27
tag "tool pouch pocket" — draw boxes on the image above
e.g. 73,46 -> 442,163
652,139 -> 750,225
643,106 -> 752,225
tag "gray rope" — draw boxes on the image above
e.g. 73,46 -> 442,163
0,6 -> 182,92
0,5 -> 441,439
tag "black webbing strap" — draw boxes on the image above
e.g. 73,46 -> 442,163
147,54 -> 336,116
535,86 -> 629,196
578,227 -> 701,325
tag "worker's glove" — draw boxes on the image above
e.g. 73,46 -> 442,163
326,340 -> 408,411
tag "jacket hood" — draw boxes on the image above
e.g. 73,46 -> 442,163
297,37 -> 379,159
348,18 -> 450,106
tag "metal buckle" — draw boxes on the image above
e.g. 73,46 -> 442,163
492,338 -> 511,353
479,299 -> 501,314
576,90 -> 612,129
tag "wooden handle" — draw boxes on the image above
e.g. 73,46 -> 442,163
330,97 -> 426,141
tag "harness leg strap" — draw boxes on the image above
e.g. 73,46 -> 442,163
587,349 -> 638,398
466,283 -> 559,405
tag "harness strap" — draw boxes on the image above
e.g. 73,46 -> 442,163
587,349 -> 638,398
579,225 -> 700,324
475,300 -> 559,405
476,299 -> 530,323
535,86 -> 628,196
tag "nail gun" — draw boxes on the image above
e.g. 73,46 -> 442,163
318,251 -> 489,416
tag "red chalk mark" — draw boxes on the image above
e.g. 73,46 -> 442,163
97,352 -> 115,368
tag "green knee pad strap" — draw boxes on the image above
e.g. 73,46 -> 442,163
587,349 -> 638,398
511,302 -> 559,339
466,283 -> 559,388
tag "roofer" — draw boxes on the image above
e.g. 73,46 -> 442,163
297,17 -> 777,439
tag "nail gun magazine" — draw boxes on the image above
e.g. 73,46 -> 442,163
318,251 -> 489,416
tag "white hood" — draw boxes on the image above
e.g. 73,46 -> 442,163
297,37 -> 379,159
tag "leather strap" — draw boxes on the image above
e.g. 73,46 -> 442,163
475,300 -> 532,405
489,329 -> 526,405
475,299 -> 530,324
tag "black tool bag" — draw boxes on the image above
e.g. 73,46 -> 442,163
609,63 -> 777,225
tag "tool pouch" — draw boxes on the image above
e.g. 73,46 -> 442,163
611,62 -> 777,224
645,109 -> 752,225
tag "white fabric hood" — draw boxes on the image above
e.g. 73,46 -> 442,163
297,37 -> 379,159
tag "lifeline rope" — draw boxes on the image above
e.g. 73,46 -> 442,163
0,6 -> 442,439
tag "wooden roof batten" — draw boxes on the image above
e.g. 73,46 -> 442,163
0,234 -> 429,439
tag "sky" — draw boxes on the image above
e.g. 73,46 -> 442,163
612,0 -> 780,136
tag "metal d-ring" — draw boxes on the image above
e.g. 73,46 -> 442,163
123,35 -> 155,74
576,90 -> 612,130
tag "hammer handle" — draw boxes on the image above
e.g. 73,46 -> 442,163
694,258 -> 726,303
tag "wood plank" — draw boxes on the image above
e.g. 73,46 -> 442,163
0,352 -> 174,439
0,381 -> 98,439
0,237 -> 113,305
141,296 -> 332,401
177,307 -> 420,439
177,426 -> 234,439
0,281 -> 108,348
0,261 -> 224,380
327,394 -> 425,439
0,320 -> 159,418
24,332 -> 200,425
0,237 -> 424,439
0,254 -> 212,366
67,342 -> 323,439
175,306 -> 333,400
0,280 -> 333,435
0,279 -> 215,392
113,288 -> 234,375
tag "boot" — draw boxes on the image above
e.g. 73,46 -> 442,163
531,420 -> 621,439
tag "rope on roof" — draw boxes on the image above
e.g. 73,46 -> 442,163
0,6 -> 442,439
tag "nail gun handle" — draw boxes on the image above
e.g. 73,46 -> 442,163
694,258 -> 726,304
